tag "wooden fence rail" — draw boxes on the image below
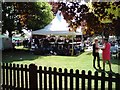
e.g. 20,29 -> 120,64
1,63 -> 120,90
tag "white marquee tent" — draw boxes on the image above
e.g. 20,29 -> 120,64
32,10 -> 82,36
32,10 -> 83,55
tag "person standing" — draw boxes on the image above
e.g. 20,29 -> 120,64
92,38 -> 101,70
101,38 -> 112,72
34,36 -> 39,48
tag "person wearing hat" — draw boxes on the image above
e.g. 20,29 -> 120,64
101,38 -> 112,72
92,38 -> 101,70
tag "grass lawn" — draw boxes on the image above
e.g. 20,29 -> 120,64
2,46 -> 120,74
2,46 -> 120,88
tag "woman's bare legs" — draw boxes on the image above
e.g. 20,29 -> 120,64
108,61 -> 112,71
103,60 -> 112,72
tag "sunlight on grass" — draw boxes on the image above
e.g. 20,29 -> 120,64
11,52 -> 93,71
2,49 -> 119,89
3,50 -> 118,74
2,46 -> 120,74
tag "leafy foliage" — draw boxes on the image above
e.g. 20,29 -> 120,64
59,2 -> 99,36
113,17 -> 120,36
19,2 -> 54,30
92,2 -> 120,37
58,1 -> 120,37
59,2 -> 88,33
2,2 -> 53,37
2,1 -> 120,37
2,2 -> 16,37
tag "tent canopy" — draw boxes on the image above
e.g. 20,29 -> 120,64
32,11 -> 82,36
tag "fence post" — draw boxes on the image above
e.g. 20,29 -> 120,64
70,69 -> 73,90
64,68 -> 68,90
49,67 -> 52,90
21,64 -> 24,89
75,69 -> 79,90
94,71 -> 98,90
25,65 -> 28,89
81,70 -> 85,90
88,70 -> 92,90
17,64 -> 20,89
44,67 -> 47,90
29,64 -> 38,90
6,63 -> 9,89
13,64 -> 16,89
101,72 -> 105,90
39,66 -> 42,90
115,73 -> 120,90
108,73 -> 112,90
59,68 -> 62,90
10,63 -> 12,90
2,63 -> 5,90
0,63 -> 1,90
53,67 -> 57,89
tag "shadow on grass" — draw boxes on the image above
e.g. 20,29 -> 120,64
2,49 -> 41,63
86,50 -> 120,66
100,58 -> 120,65
111,58 -> 120,65
95,68 -> 119,76
84,51 -> 120,66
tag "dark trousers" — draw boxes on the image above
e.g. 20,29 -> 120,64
93,52 -> 101,68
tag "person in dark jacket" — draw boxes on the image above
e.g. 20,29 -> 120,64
34,36 -> 39,48
92,38 -> 101,70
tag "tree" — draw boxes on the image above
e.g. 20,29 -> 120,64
59,1 -> 120,37
59,3 -> 88,27
59,2 -> 98,36
2,2 -> 15,37
16,2 -> 54,30
92,2 -> 120,37
2,2 -> 54,37
113,17 -> 120,36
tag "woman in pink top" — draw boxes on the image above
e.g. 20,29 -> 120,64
101,38 -> 112,72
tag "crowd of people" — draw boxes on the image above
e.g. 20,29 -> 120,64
12,35 -> 120,72
25,36 -> 85,55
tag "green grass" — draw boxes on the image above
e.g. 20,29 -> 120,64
2,47 -> 120,88
2,46 -> 120,74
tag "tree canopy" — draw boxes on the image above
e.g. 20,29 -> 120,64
2,2 -> 54,37
57,1 -> 120,37
92,2 -> 120,37
2,1 -> 120,37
